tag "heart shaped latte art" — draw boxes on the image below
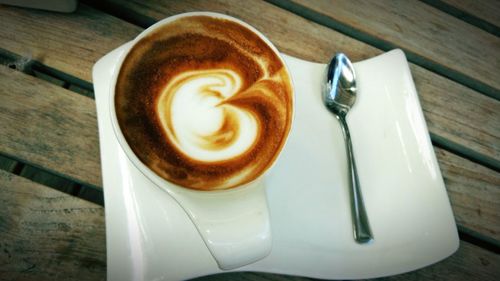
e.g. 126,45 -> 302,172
157,69 -> 258,162
115,15 -> 293,190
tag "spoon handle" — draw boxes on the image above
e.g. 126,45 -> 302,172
337,114 -> 373,243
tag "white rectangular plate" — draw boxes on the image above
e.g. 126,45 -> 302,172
93,45 -> 458,281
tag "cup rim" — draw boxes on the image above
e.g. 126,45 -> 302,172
108,11 -> 295,194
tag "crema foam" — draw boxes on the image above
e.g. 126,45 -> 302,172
115,16 -> 293,190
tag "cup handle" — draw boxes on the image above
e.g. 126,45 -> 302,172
168,179 -> 272,270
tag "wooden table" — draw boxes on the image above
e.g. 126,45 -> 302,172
0,1 -> 499,280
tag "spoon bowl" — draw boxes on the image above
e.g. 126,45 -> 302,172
324,53 -> 357,116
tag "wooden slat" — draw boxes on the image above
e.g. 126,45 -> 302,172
409,64 -> 500,170
273,0 -> 500,99
90,0 -> 382,62
0,66 -> 101,188
439,0 -> 500,29
0,4 -> 141,82
0,170 -> 105,281
436,147 -> 500,241
0,0 -> 498,240
96,0 -> 500,168
1,169 -> 498,280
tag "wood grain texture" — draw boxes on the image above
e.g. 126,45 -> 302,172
278,0 -> 500,97
0,3 -> 141,82
0,168 -> 498,280
97,0 -> 500,167
93,0 -> 380,62
440,0 -> 500,28
436,147 -> 500,241
0,170 -> 105,281
0,66 -> 101,188
409,64 -> 500,168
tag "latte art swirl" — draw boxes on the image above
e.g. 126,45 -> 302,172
158,69 -> 258,162
115,15 -> 293,190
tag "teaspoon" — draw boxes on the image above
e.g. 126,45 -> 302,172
323,53 -> 373,243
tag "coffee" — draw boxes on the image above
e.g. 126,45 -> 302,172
115,15 -> 293,190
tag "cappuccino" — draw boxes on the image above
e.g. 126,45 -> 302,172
115,15 -> 293,190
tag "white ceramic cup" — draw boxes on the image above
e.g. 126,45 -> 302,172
109,12 -> 294,270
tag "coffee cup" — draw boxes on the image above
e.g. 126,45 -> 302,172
109,12 -> 294,270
